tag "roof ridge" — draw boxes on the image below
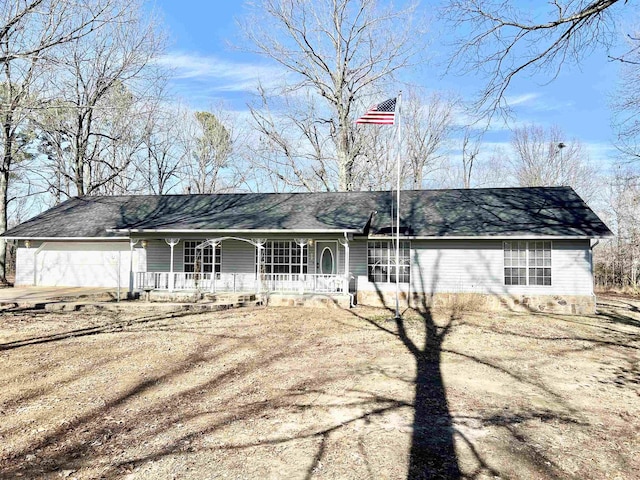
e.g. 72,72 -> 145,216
74,185 -> 573,200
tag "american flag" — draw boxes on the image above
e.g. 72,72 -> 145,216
355,98 -> 397,125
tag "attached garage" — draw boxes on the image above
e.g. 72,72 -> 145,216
15,241 -> 137,288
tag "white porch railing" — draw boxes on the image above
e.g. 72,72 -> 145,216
262,273 -> 347,294
136,272 -> 170,290
135,272 -> 348,294
174,272 -> 214,291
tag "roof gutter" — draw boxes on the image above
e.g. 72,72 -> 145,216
368,234 -> 615,240
107,228 -> 364,234
2,236 -> 128,241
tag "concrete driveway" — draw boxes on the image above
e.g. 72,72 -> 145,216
0,286 -> 117,305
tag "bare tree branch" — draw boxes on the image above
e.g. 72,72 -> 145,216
442,0 -> 632,119
508,123 -> 599,202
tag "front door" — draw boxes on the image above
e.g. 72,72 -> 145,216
316,241 -> 337,275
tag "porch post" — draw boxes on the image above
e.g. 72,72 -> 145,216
165,238 -> 180,292
340,233 -> 350,294
209,240 -> 220,294
255,239 -> 266,295
128,239 -> 139,297
294,238 -> 308,294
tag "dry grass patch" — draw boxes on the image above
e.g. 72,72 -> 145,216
0,298 -> 638,479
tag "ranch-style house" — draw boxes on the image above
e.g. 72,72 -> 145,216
2,186 -> 612,314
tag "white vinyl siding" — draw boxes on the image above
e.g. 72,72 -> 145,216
15,246 -> 37,286
353,239 -> 592,296
146,239 -> 181,272
222,239 -> 256,273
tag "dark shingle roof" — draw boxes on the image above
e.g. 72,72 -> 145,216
2,186 -> 612,239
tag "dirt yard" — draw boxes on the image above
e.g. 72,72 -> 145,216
0,297 -> 638,480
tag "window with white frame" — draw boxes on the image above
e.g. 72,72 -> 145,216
367,240 -> 410,283
504,241 -> 551,286
259,241 -> 308,274
184,241 -> 221,273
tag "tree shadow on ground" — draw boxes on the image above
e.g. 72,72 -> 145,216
348,238 -> 624,479
361,251 -> 464,479
2,294 -> 638,479
0,308 -> 209,351
596,298 -> 640,328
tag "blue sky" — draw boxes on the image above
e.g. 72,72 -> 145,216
152,0 -> 622,168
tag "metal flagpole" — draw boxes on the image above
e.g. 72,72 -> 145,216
395,91 -> 402,320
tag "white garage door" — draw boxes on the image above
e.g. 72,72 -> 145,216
36,242 -> 132,287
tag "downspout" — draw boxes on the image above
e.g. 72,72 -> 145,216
591,239 -> 600,299
344,231 -> 354,308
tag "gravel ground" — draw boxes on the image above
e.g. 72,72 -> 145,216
0,298 -> 638,479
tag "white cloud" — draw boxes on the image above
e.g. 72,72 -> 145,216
583,142 -> 618,166
157,51 -> 289,93
505,92 -> 574,112
505,92 -> 540,107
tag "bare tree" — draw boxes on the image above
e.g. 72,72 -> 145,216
594,165 -> 640,290
241,0 -> 422,191
354,124 -> 396,191
246,90 -> 334,192
613,29 -> 640,160
0,0 -> 124,283
35,0 -> 164,199
405,92 -> 455,189
135,104 -> 184,195
442,0 -> 634,117
458,128 -> 482,189
508,123 -> 598,201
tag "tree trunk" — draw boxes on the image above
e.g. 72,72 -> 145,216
337,118 -> 354,191
74,155 -> 85,195
0,114 -> 12,284
0,169 -> 8,284
413,167 -> 423,189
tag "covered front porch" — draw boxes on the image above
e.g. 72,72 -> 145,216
131,235 -> 352,296
135,271 -> 348,294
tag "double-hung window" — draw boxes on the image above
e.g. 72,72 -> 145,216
504,241 -> 551,286
184,240 -> 221,273
367,240 -> 410,283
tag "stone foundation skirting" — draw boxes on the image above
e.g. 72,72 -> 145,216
356,290 -> 595,315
